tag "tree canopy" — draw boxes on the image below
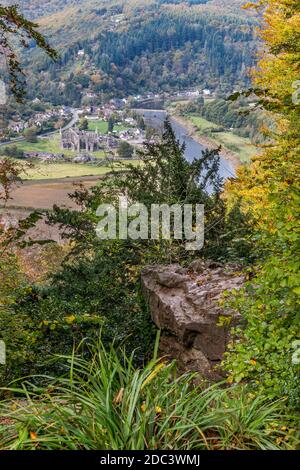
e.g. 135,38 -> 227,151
224,0 -> 300,404
0,4 -> 57,101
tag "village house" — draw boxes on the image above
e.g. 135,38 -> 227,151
124,117 -> 136,125
109,98 -> 125,110
9,121 -> 27,133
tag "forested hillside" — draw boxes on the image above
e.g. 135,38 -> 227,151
1,0 -> 86,19
12,0 -> 258,105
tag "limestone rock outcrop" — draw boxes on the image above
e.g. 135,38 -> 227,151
141,261 -> 244,379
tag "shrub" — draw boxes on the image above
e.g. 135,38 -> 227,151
223,0 -> 300,411
2,146 -> 25,160
118,141 -> 134,159
222,258 -> 300,407
23,128 -> 38,143
0,242 -> 155,385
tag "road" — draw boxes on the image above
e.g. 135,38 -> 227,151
59,109 -> 80,132
0,108 -> 80,148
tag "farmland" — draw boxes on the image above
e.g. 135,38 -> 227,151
186,115 -> 256,163
22,162 -> 111,180
1,176 -> 102,211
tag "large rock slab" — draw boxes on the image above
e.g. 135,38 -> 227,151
141,261 -> 244,379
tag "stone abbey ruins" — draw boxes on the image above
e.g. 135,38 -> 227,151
61,128 -> 100,152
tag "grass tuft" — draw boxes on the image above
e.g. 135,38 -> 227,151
0,338 -> 297,450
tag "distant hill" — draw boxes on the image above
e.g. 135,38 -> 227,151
9,0 -> 259,105
2,0 -> 87,19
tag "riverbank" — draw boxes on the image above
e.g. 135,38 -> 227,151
170,113 -> 249,170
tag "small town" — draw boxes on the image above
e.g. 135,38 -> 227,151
0,88 -> 214,167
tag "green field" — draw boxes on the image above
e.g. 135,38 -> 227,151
3,133 -> 106,159
211,132 -> 256,163
8,133 -> 75,157
88,120 -> 130,134
88,120 -> 108,133
22,162 -> 111,180
22,159 -> 141,180
189,115 -> 219,132
187,115 -> 256,163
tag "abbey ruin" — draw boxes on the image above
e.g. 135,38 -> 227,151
61,128 -> 100,152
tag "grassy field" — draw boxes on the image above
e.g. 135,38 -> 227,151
8,133 -> 75,157
168,98 -> 216,109
22,162 -> 111,180
3,133 -> 106,159
212,132 -> 256,163
187,114 -> 256,163
88,120 -> 130,133
88,120 -> 108,133
22,159 -> 141,180
189,115 -> 219,132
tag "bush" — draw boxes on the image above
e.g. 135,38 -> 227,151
0,338 -> 297,450
222,257 -> 300,408
23,128 -> 38,143
118,141 -> 134,159
2,146 -> 25,159
0,253 -> 30,385
0,242 -> 155,385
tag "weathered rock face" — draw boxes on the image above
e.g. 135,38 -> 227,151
141,261 -> 244,379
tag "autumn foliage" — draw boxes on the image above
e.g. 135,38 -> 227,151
223,0 -> 300,405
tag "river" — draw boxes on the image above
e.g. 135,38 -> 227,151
136,109 -> 235,180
